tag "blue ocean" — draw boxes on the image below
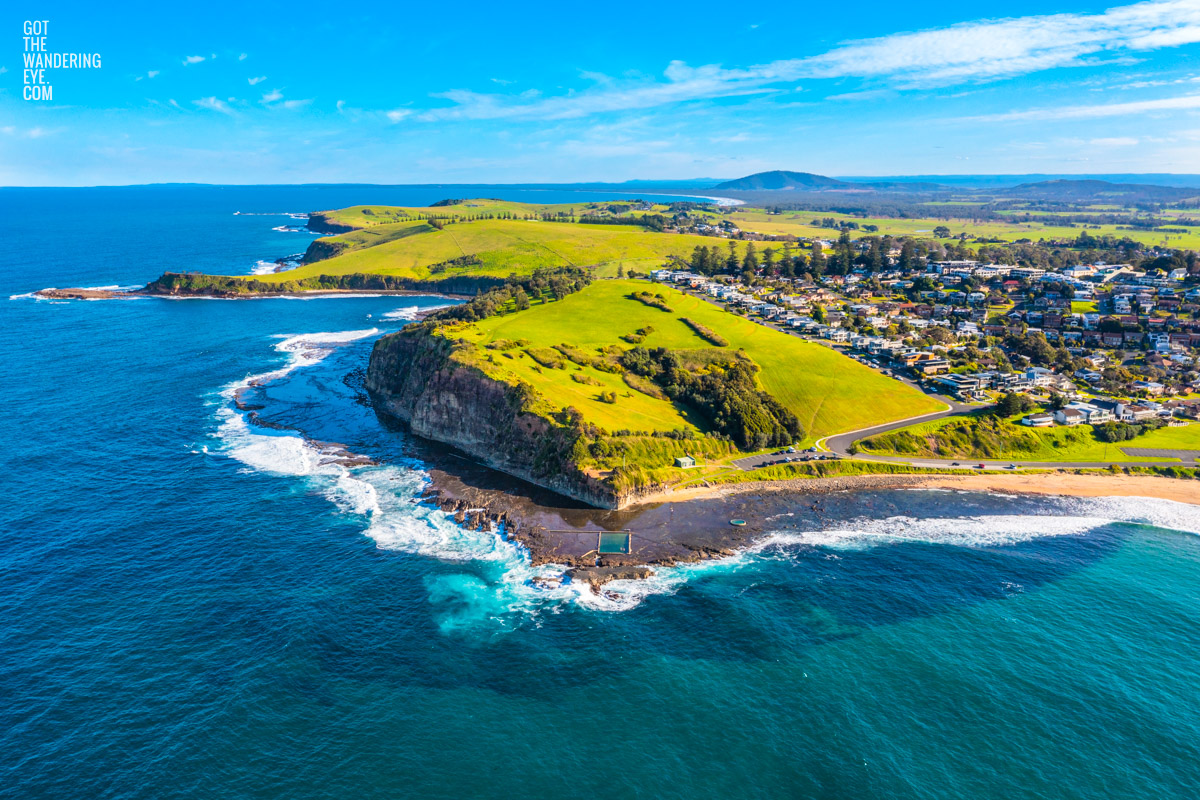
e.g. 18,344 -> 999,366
4,186 -> 1200,799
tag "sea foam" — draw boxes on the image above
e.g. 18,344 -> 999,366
211,328 -> 1200,617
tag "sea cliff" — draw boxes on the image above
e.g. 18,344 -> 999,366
305,212 -> 358,234
366,328 -> 645,509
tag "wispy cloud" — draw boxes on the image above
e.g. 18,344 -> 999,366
3,125 -> 66,138
386,109 -> 411,122
0,67 -> 7,75
182,55 -> 205,65
248,75 -> 267,85
972,92 -> 1200,121
260,89 -> 283,104
418,0 -> 1200,121
193,96 -> 234,114
238,53 -> 248,61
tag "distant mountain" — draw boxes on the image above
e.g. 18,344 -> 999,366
713,170 -> 946,193
713,171 -> 852,191
998,179 -> 1200,203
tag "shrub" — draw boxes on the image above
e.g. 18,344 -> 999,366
629,291 -> 674,312
680,317 -> 728,347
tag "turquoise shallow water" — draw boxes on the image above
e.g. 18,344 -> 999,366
3,186 -> 1200,799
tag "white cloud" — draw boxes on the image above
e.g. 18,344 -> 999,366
418,0 -> 1200,121
3,126 -> 64,138
337,100 -> 346,112
183,55 -> 205,65
260,89 -> 283,104
193,96 -> 234,114
1090,136 -> 1140,146
239,53 -> 248,61
148,70 -> 159,79
0,67 -> 7,75
248,75 -> 267,85
280,99 -> 312,110
386,109 -> 411,122
973,92 -> 1200,121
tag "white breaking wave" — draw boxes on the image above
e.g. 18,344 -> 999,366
211,326 -> 583,622
576,497 -> 1200,611
250,260 -> 278,275
381,303 -> 453,321
211,329 -> 1200,617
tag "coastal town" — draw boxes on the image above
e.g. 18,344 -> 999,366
651,254 -> 1200,430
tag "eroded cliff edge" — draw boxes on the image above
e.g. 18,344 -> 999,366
366,328 -> 643,509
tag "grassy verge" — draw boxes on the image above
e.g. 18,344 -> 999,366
859,410 -> 1200,463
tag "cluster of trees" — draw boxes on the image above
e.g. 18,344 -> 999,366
577,213 -> 667,231
427,255 -> 483,274
619,347 -> 802,450
993,392 -> 1035,418
427,268 -> 592,324
1094,418 -> 1165,443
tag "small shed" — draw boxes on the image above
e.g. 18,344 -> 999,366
674,455 -> 696,468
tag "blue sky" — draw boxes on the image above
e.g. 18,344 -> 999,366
4,0 -> 1200,185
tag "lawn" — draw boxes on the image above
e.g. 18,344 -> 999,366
452,280 -> 944,438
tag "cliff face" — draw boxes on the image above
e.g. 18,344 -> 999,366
306,212 -> 357,234
366,330 -> 629,509
301,238 -> 348,264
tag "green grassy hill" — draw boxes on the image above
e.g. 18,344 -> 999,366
450,280 -> 943,440
269,217 -> 745,283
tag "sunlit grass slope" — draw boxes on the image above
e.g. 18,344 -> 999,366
270,219 -> 746,282
452,280 -> 943,438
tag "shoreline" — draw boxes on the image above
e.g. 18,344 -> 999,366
643,470 -> 1200,507
33,286 -> 471,301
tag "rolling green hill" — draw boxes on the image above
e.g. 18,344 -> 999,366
271,217 -> 746,282
452,280 -> 943,440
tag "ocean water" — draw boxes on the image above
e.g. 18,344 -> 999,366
3,186 -> 1200,799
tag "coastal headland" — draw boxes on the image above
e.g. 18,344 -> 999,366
38,196 -> 1200,583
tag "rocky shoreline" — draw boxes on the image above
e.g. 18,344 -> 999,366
33,285 -> 470,301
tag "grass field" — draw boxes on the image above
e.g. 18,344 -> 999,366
266,218 -> 747,283
727,208 -> 1200,249
318,200 -> 582,229
450,280 -> 944,438
860,412 -> 1200,463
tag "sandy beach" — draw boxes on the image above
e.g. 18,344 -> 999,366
655,471 -> 1200,507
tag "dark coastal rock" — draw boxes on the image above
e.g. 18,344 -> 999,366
35,287 -> 132,300
567,565 -> 653,589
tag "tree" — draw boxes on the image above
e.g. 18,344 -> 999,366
512,287 -> 530,311
742,242 -> 759,272
934,225 -> 951,238
994,392 -> 1033,418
